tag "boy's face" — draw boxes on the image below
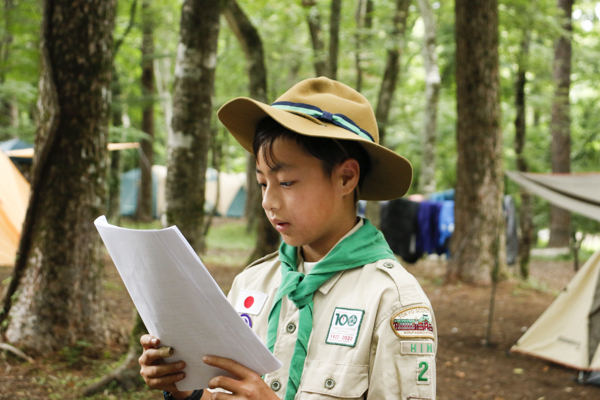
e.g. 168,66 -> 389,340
256,137 -> 357,262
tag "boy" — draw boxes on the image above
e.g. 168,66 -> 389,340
139,77 -> 436,400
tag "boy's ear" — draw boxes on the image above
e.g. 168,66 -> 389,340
337,158 -> 360,196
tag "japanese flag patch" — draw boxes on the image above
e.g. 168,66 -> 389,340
391,306 -> 434,339
235,289 -> 268,316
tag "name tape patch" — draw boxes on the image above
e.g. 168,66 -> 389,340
326,307 -> 364,347
235,289 -> 268,316
400,340 -> 435,356
391,307 -> 434,339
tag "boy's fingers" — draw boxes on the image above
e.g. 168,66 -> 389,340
207,375 -> 239,393
203,356 -> 251,379
146,361 -> 186,379
146,371 -> 185,390
140,334 -> 160,349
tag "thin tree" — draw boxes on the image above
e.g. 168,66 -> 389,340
0,0 -> 15,135
514,33 -> 533,279
1,0 -> 116,352
222,0 -> 279,261
165,0 -> 220,252
548,0 -> 574,248
329,0 -> 342,79
449,0 -> 503,285
365,0 -> 411,229
137,0 -> 155,222
354,0 -> 373,92
417,0 -> 441,195
302,0 -> 327,77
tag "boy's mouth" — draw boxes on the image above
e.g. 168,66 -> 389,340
272,219 -> 290,232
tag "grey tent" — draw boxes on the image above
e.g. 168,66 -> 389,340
506,171 -> 600,383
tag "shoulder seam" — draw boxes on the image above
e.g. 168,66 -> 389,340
245,250 -> 279,270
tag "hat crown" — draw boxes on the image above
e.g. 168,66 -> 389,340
275,77 -> 380,145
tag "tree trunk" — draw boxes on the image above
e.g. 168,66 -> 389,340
514,34 -> 532,279
165,0 -> 220,252
137,0 -> 155,222
302,0 -> 328,77
0,0 -> 14,135
548,0 -> 573,248
417,0 -> 440,196
375,0 -> 410,146
369,0 -> 410,229
108,67 -> 123,222
354,0 -> 373,92
223,0 -> 279,259
3,0 -> 116,353
449,0 -> 503,285
328,0 -> 342,80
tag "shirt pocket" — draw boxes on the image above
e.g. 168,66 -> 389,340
298,360 -> 368,399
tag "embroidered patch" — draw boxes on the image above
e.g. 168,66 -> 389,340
235,289 -> 268,315
416,357 -> 432,385
240,313 -> 252,328
326,307 -> 364,347
391,307 -> 434,339
400,340 -> 435,356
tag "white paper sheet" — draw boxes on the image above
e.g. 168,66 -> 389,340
94,216 -> 281,391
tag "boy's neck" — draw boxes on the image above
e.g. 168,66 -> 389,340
301,216 -> 361,263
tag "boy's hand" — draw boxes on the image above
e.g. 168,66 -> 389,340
139,334 -> 193,399
204,356 -> 279,400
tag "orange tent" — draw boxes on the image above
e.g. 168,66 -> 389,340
0,149 -> 29,266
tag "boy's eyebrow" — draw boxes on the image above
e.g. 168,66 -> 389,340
256,163 -> 291,175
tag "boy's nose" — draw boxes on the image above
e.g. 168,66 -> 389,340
261,186 -> 279,211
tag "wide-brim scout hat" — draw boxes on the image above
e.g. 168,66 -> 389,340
217,77 -> 412,201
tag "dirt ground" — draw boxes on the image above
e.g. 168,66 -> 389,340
1,246 -> 599,399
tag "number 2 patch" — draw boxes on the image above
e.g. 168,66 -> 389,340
416,357 -> 431,385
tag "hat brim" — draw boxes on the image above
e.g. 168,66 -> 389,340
218,97 -> 412,201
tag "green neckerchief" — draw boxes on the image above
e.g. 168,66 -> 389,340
266,219 -> 394,400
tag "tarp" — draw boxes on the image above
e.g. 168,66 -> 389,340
511,250 -> 600,371
0,149 -> 30,266
505,171 -> 600,223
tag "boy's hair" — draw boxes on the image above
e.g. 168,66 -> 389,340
253,117 -> 372,197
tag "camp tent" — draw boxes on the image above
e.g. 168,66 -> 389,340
0,149 -> 30,266
205,169 -> 246,218
507,171 -> 600,383
510,250 -> 600,374
119,167 -> 246,219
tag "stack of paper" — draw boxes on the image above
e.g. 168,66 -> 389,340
94,216 -> 281,391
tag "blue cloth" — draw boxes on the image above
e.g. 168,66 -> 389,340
417,201 -> 443,255
438,201 -> 454,255
429,188 -> 455,202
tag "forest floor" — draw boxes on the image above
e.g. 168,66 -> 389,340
1,218 -> 599,400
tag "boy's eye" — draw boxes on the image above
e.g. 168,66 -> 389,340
280,181 -> 293,188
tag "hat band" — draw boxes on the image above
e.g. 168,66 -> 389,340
271,101 -> 375,143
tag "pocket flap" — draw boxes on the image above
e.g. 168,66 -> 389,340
299,360 -> 368,398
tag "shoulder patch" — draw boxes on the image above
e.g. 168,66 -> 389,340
391,306 -> 435,339
244,250 -> 279,270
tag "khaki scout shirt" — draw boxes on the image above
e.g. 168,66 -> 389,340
227,251 -> 437,400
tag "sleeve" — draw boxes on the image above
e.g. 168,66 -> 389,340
367,302 -> 437,400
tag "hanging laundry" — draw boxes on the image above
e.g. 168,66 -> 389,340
380,198 -> 423,263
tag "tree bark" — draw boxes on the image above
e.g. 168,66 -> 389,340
137,0 -> 155,222
514,34 -> 532,279
354,0 -> 373,92
3,0 -> 116,353
417,0 -> 440,196
165,0 -> 220,252
302,0 -> 328,77
222,0 -> 279,260
328,0 -> 341,80
449,0 -> 503,285
375,0 -> 410,146
548,0 -> 573,248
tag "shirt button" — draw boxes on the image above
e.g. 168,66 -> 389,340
286,322 -> 296,333
383,262 -> 394,268
271,380 -> 281,391
324,378 -> 335,389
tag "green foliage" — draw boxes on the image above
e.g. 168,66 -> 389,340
1,0 -> 599,233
